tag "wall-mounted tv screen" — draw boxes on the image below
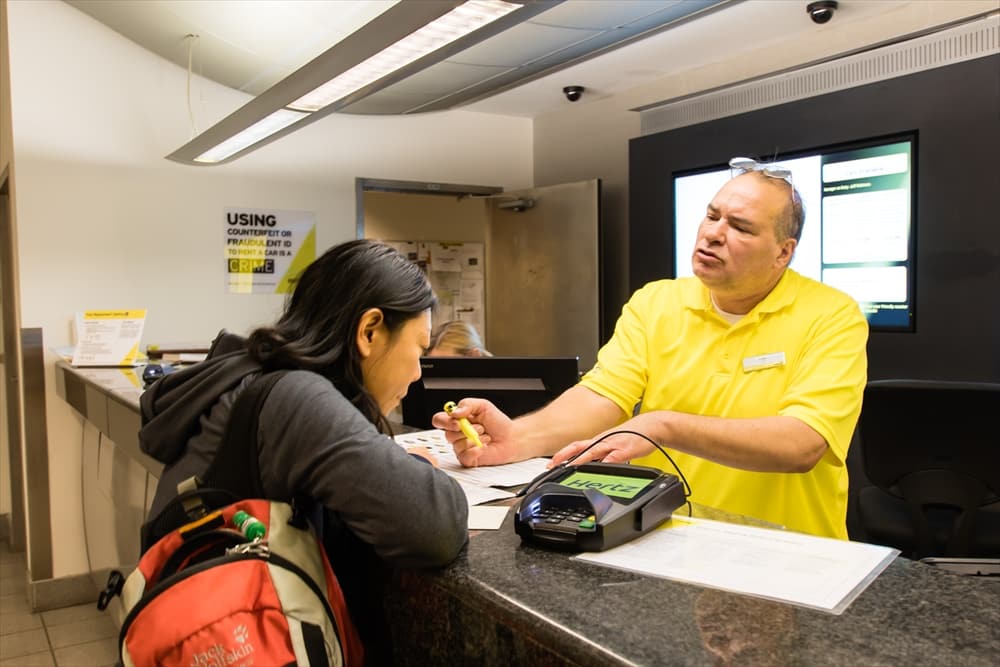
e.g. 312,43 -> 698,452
673,133 -> 916,331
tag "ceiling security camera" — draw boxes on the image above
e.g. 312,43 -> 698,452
806,1 -> 838,24
563,85 -> 584,102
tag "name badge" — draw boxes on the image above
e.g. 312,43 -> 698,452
742,351 -> 786,373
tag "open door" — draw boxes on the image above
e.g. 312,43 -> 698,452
486,179 -> 600,370
358,177 -> 602,371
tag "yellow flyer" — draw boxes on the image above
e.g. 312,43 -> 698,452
71,310 -> 147,366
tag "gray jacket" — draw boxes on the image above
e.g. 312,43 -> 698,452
140,352 -> 468,568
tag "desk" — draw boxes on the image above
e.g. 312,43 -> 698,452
384,510 -> 1000,666
55,362 -> 1000,665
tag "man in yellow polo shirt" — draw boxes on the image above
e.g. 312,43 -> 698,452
434,161 -> 868,539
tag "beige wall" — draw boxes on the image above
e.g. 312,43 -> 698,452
6,0 -> 531,578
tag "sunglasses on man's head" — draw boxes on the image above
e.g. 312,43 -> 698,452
729,157 -> 793,186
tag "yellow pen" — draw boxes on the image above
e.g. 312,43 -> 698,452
443,401 -> 483,448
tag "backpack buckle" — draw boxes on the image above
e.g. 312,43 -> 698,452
96,570 -> 125,611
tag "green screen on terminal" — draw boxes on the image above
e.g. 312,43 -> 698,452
558,471 -> 653,500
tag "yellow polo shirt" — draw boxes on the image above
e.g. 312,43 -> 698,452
579,270 -> 868,538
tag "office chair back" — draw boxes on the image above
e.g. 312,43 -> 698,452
857,379 -> 1000,559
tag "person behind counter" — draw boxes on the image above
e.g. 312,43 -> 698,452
139,239 -> 469,664
427,319 -> 492,357
434,159 -> 868,540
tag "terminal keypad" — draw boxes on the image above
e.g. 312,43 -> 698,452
533,505 -> 595,530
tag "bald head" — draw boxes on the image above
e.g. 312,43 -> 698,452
737,171 -> 805,243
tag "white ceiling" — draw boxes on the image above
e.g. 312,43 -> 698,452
66,0 -> 737,117
66,1 -> 401,95
63,0 -> 974,119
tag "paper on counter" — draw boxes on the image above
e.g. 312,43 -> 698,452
72,310 -> 146,366
458,481 -> 514,506
396,429 -> 550,488
575,516 -> 898,615
445,458 -> 550,488
468,505 -> 510,530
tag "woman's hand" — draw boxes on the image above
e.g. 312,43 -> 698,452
405,446 -> 439,467
431,398 -> 518,467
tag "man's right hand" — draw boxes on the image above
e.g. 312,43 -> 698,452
431,398 -> 519,467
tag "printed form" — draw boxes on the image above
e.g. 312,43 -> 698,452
396,429 -> 543,529
395,429 -> 550,489
576,517 -> 898,614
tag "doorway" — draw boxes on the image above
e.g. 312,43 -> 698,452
356,177 -> 602,370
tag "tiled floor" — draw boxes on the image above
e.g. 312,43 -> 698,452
0,542 -> 117,667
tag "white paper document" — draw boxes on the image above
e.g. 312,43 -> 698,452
575,517 -> 898,615
458,481 -> 514,506
395,429 -> 550,488
468,505 -> 510,530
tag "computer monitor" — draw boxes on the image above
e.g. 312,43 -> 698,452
401,356 -> 580,429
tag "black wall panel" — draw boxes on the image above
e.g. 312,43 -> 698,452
629,55 -> 1000,381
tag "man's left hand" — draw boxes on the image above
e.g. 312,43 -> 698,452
549,414 -> 660,467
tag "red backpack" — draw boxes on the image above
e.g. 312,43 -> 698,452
100,371 -> 363,667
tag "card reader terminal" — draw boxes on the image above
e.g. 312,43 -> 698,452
514,462 -> 686,551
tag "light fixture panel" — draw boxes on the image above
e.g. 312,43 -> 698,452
167,0 -> 549,165
194,108 -> 310,164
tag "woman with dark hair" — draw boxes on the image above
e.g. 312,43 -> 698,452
246,238 -> 441,435
139,239 -> 468,664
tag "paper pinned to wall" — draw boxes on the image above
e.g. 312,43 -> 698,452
428,243 -> 463,272
457,244 -> 484,278
458,276 -> 485,333
392,241 -> 486,341
386,240 -> 420,263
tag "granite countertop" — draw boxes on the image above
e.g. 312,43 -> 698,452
55,360 -> 1000,665
387,510 -> 1000,666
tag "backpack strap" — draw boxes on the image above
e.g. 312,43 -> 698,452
199,368 -> 319,532
141,370 -> 288,552
142,369 -> 323,553
141,487 -> 241,554
200,369 -> 290,499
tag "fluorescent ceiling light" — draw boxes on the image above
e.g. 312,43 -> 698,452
194,108 -> 310,163
168,0 -> 542,166
289,0 -> 520,112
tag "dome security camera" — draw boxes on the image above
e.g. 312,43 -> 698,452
806,1 -> 838,24
563,85 -> 585,102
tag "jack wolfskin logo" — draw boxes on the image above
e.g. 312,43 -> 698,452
189,633 -> 256,666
